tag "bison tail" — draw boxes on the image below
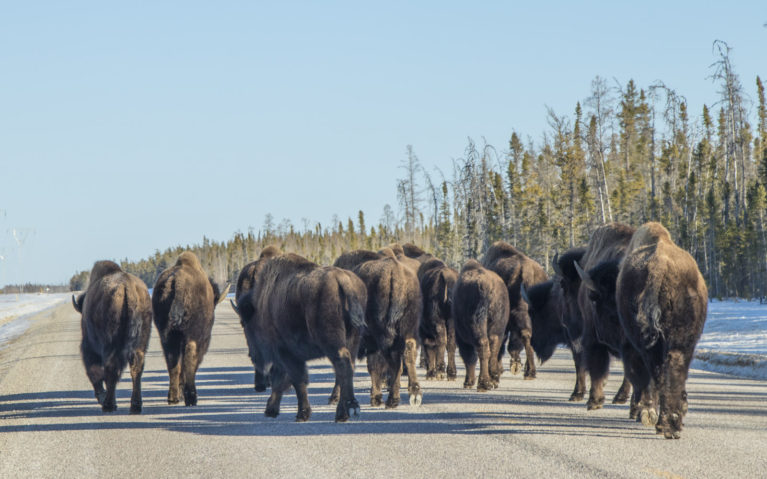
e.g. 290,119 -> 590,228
639,295 -> 663,348
347,298 -> 366,331
338,278 -> 366,332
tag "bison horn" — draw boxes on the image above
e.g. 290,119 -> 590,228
217,283 -> 231,305
573,261 -> 597,292
230,298 -> 239,314
552,252 -> 563,276
71,294 -> 81,313
520,283 -> 531,305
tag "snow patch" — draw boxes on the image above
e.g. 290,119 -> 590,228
0,293 -> 68,350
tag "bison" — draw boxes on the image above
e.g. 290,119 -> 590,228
570,223 -> 636,411
152,252 -> 229,406
482,241 -> 548,379
616,222 -> 707,439
334,250 -> 423,408
549,247 -> 590,401
237,252 -> 367,422
417,257 -> 458,380
231,245 -> 282,392
452,260 -> 510,391
72,260 -> 152,413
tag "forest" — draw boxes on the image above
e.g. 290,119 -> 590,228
70,42 -> 767,299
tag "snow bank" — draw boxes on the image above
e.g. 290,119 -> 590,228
0,293 -> 69,350
693,350 -> 767,380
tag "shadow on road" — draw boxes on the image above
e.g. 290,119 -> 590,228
2,362 -> 765,439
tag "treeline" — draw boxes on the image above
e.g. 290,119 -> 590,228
74,42 -> 766,299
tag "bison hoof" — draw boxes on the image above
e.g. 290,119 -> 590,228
477,379 -> 495,392
295,408 -> 312,422
264,407 -> 280,418
586,399 -> 604,411
101,402 -> 117,413
463,380 -> 476,389
446,367 -> 457,380
385,396 -> 400,409
184,394 -> 197,407
168,390 -> 181,404
510,361 -> 522,375
130,402 -> 142,415
662,413 -> 683,439
370,394 -> 383,407
640,409 -> 659,427
569,392 -> 585,402
612,393 -> 629,404
95,390 -> 107,406
523,371 -> 536,380
409,392 -> 423,407
255,383 -> 267,393
338,398 -> 361,421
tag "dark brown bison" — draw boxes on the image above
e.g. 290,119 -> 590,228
381,243 -> 424,274
334,250 -> 423,408
549,247 -> 589,401
72,260 -> 152,413
616,222 -> 707,439
238,252 -> 367,422
152,252 -> 229,406
231,245 -> 282,392
569,223 -> 636,411
452,260 -> 510,391
481,241 -> 548,379
417,257 -> 458,380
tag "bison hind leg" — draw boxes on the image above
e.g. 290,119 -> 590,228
81,341 -> 106,405
182,341 -> 199,406
129,350 -> 146,414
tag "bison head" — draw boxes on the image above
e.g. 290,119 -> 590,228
575,259 -> 621,318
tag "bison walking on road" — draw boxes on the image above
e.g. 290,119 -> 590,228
417,258 -> 458,381
567,223 -> 636,411
334,250 -> 424,408
231,245 -> 281,392
238,252 -> 367,422
72,261 -> 152,413
152,252 -> 229,406
616,222 -> 708,439
482,241 -> 548,379
452,260 -> 510,391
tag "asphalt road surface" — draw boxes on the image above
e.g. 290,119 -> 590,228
1,303 -> 765,478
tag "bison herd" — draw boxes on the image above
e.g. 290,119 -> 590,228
72,221 -> 707,439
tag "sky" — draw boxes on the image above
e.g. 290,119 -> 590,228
0,1 -> 765,285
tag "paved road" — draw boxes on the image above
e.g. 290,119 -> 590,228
1,303 -> 765,478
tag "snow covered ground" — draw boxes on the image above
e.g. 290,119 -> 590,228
692,300 -> 767,380
0,293 -> 69,350
0,293 -> 765,379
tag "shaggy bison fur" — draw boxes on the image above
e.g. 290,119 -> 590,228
334,250 -> 423,408
152,252 -> 229,406
616,222 -> 708,439
417,257 -> 458,380
72,260 -> 152,413
481,241 -> 548,379
238,252 -> 367,422
452,260 -> 510,391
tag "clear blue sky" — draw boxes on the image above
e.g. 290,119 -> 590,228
1,1 -> 765,286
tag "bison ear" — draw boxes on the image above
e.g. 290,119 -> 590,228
72,294 -> 84,313
574,261 -> 598,293
552,252 -> 563,276
216,283 -> 231,305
